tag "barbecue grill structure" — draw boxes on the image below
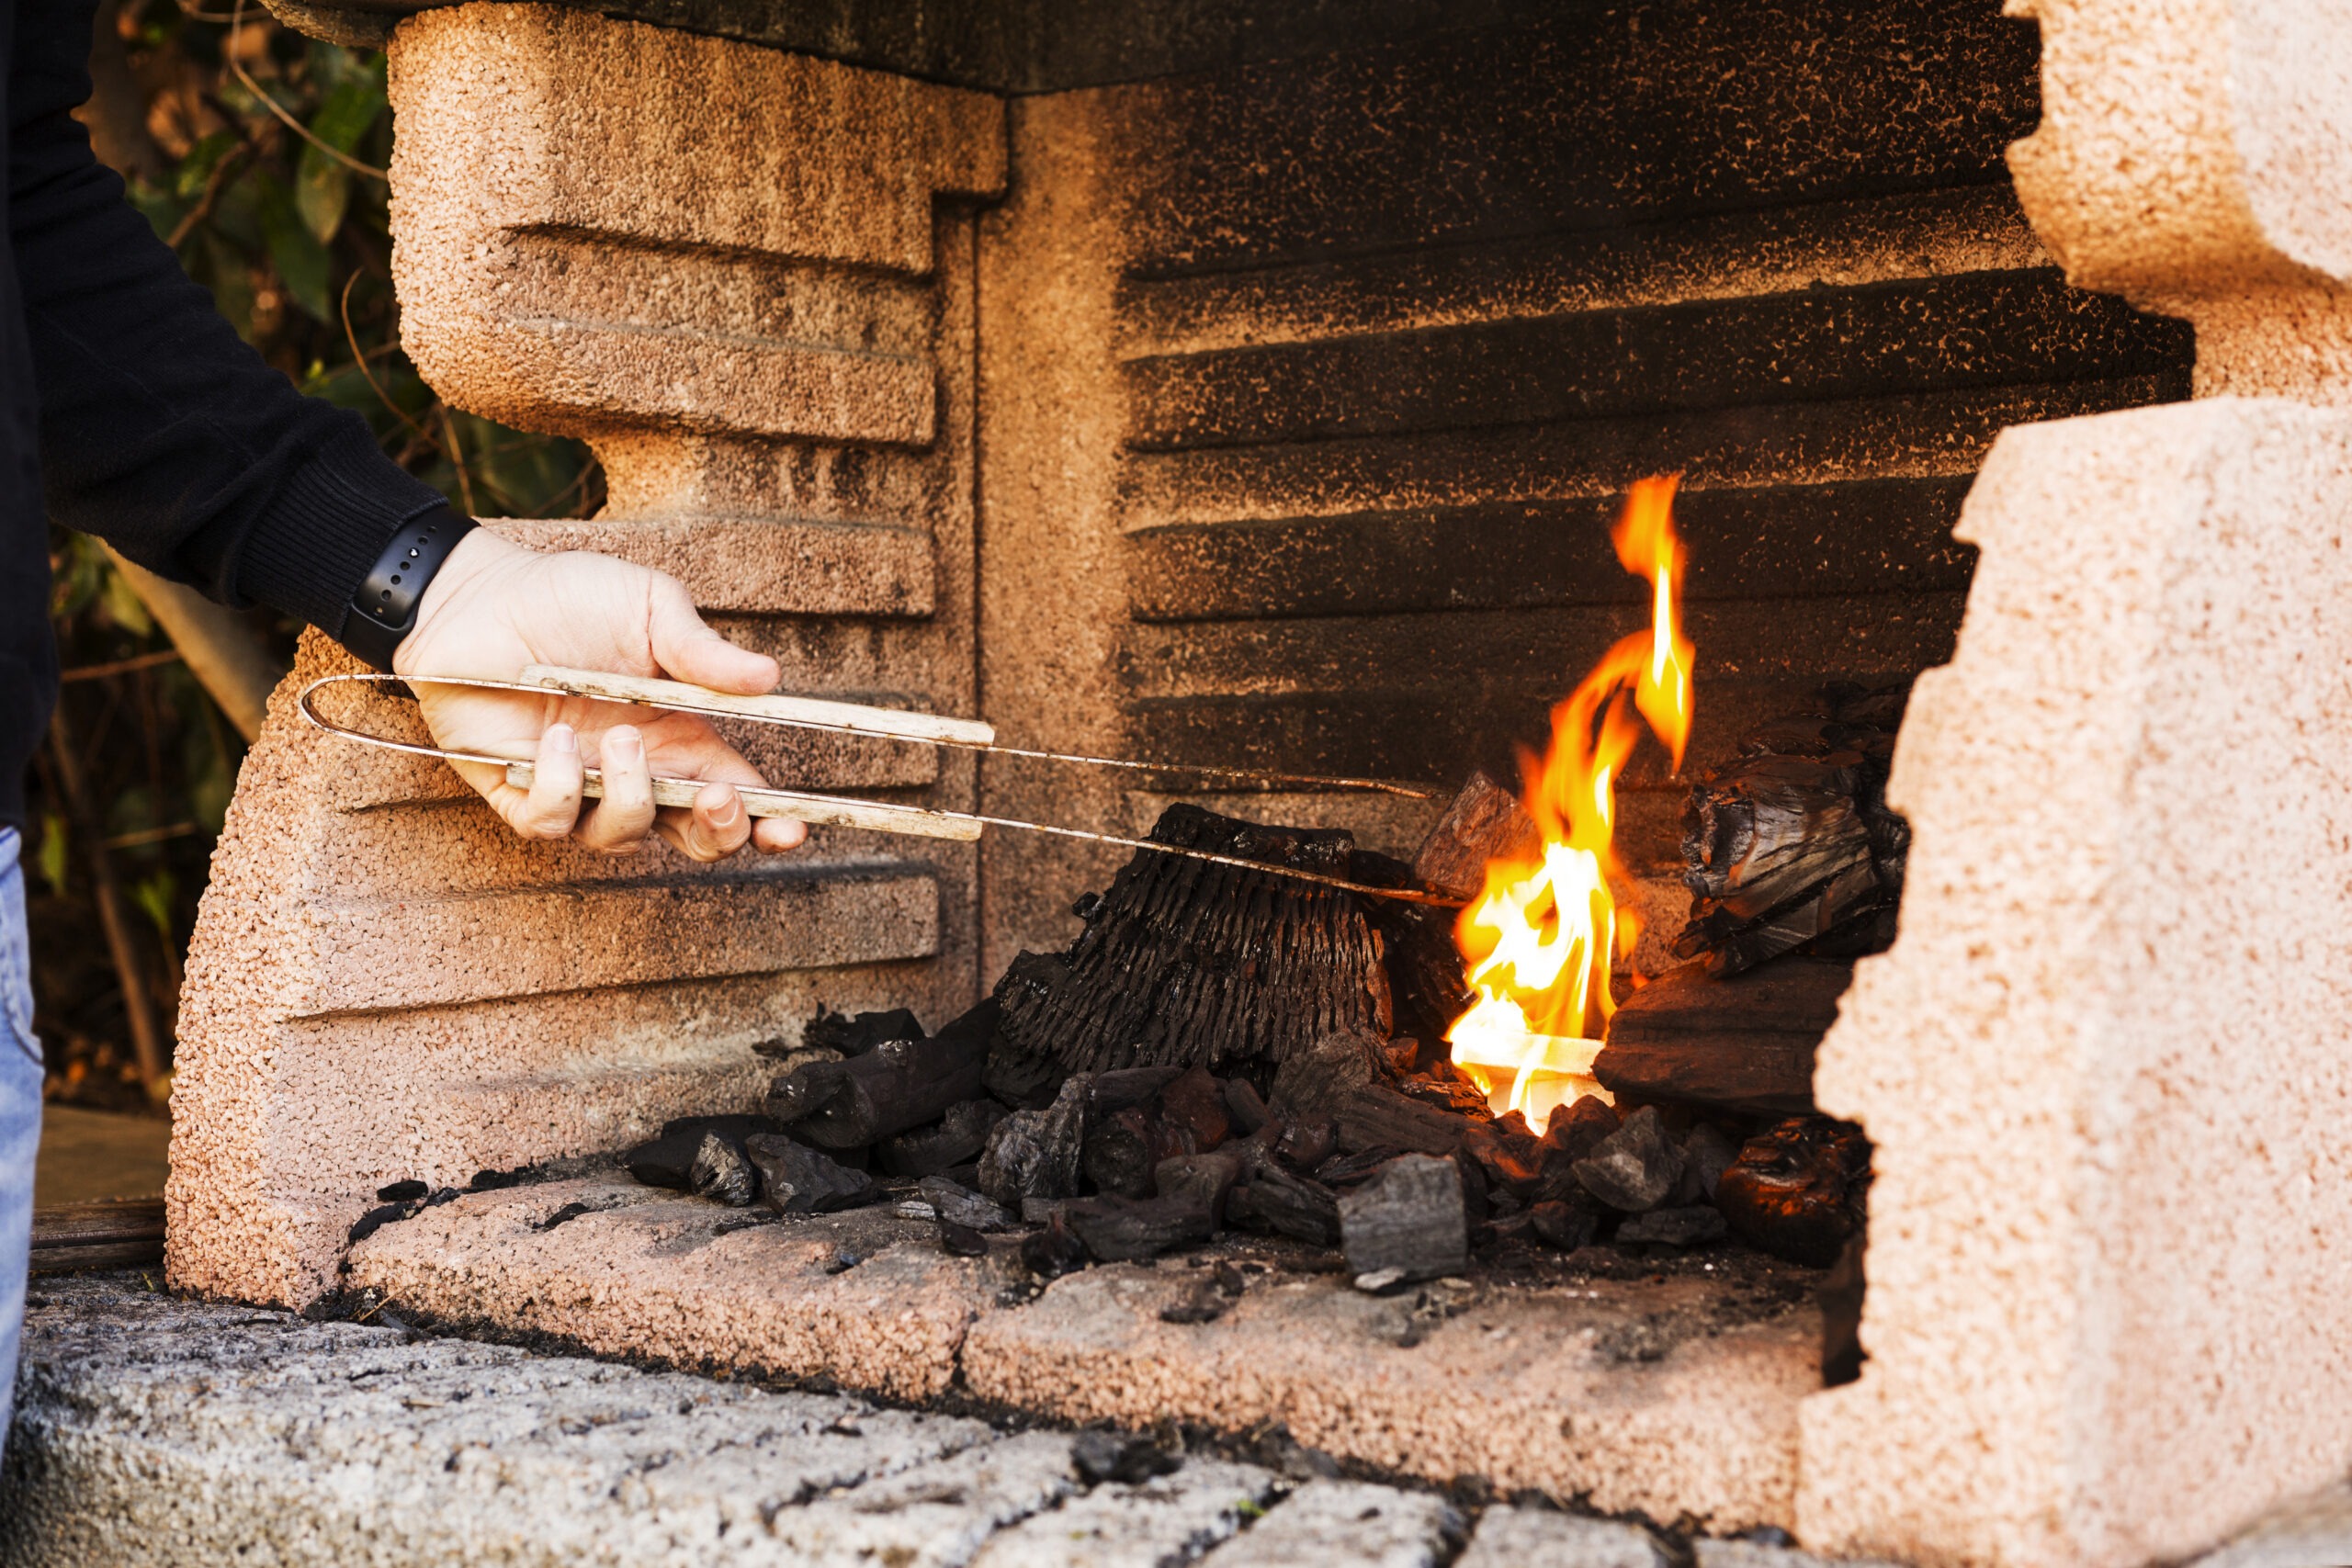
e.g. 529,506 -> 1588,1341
169,2 -> 2352,1564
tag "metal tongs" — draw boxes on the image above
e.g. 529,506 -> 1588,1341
299,665 -> 1464,906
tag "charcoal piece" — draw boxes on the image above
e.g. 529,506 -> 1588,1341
1273,1119 -> 1336,1173
978,1074 -> 1090,1207
425,1187 -> 459,1207
1541,1096 -> 1621,1169
689,1132 -> 758,1207
1715,1115 -> 1871,1267
1672,694 -> 1910,976
468,1168 -> 526,1191
1338,1153 -> 1468,1282
917,1176 -> 1016,1232
938,1219 -> 989,1258
1082,1105 -> 1173,1201
1333,1085 -> 1468,1159
1351,852 -> 1473,1047
878,1099 -> 1010,1179
1269,1030 -> 1383,1122
1021,1213 -> 1089,1279
1820,1233 -> 1867,1386
1573,1106 -> 1686,1214
769,1031 -> 989,1150
1315,1145 -> 1405,1188
624,1115 -> 780,1190
1530,1198 -> 1600,1251
1222,1077 -> 1271,1135
1227,1162 -> 1342,1247
1614,1205 -> 1728,1249
1161,1262 -> 1248,1325
347,1201 -> 413,1245
1396,1068 -> 1494,1119
1159,1066 -> 1232,1150
805,1006 -> 925,1056
1411,770 -> 1542,902
1461,1118 -> 1540,1196
1091,1066 -> 1183,1112
1596,959 -> 1849,1115
1153,1149 -> 1243,1223
1065,1194 -> 1219,1262
1070,1429 -> 1181,1484
376,1179 -> 427,1203
989,805 -> 1394,1082
1680,1122 -> 1739,1203
744,1134 -> 876,1215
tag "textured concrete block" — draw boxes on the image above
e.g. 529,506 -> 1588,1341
1202,1482 -> 1457,1568
1460,1507 -> 1669,1568
967,1461 -> 1276,1568
1799,401 -> 2352,1567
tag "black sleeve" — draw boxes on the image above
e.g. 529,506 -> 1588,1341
7,0 -> 446,639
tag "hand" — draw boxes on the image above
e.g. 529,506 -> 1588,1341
391,532 -> 808,859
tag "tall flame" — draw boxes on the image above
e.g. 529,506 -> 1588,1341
1446,476 -> 1693,1134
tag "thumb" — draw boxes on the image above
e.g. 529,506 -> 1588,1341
646,578 -> 778,695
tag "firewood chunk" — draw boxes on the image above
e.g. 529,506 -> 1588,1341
1227,1160 -> 1343,1247
1596,958 -> 1849,1115
1339,1153 -> 1468,1282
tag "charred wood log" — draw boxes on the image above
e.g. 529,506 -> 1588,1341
1673,686 -> 1911,976
1713,1115 -> 1871,1267
768,1002 -> 997,1150
1594,958 -> 1852,1115
1339,1153 -> 1468,1282
1065,1194 -> 1218,1263
1412,770 -> 1542,902
1227,1159 -> 1343,1247
987,805 -> 1393,1087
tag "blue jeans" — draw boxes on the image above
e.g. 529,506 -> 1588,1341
0,829 -> 41,1444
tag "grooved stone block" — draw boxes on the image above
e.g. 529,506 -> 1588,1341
1202,1481 -> 1458,1568
1458,1507 -> 1669,1568
967,1461 -> 1277,1568
1798,401 -> 2352,1568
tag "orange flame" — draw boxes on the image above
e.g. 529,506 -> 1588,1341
1447,476 -> 1692,1134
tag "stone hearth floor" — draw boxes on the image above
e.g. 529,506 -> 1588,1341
0,1275 -> 2344,1567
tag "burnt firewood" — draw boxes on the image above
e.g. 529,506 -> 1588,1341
1351,854 -> 1474,1048
1222,1077 -> 1271,1135
1333,1086 -> 1469,1159
918,1175 -> 1015,1232
1679,1122 -> 1738,1204
1412,770 -> 1542,902
1315,1145 -> 1405,1188
1159,1066 -> 1231,1151
800,1006 -> 925,1057
1615,1205 -> 1728,1250
1082,1106 -> 1177,1201
1227,1160 -> 1342,1247
1154,1149 -> 1243,1222
1539,1096 -> 1620,1172
768,1029 -> 988,1150
1461,1119 -> 1540,1197
988,805 -> 1394,1086
1268,1030 -> 1383,1122
877,1099 -> 1010,1179
689,1133 -> 758,1207
1065,1194 -> 1218,1263
978,1075 -> 1091,1207
1091,1066 -> 1183,1113
625,1115 -> 781,1190
1673,688 -> 1910,976
1572,1106 -> 1685,1214
1715,1115 -> 1871,1267
1273,1118 -> 1335,1172
1529,1197 -> 1600,1251
744,1134 -> 876,1214
1339,1154 -> 1468,1282
1596,958 -> 1849,1115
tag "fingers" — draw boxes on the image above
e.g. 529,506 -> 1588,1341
576,726 -> 656,852
753,815 -> 808,853
656,781 -> 755,863
646,576 -> 780,695
504,723 -> 584,840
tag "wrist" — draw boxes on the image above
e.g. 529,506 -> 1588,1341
390,528 -> 522,677
342,505 -> 478,672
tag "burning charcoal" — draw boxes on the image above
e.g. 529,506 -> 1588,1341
1160,1262 -> 1247,1325
917,1176 -> 1015,1232
938,1219 -> 989,1258
1529,1198 -> 1600,1251
744,1134 -> 876,1215
1379,1037 -> 1421,1077
1411,770 -> 1542,903
1226,1160 -> 1342,1247
1159,1066 -> 1231,1150
689,1132 -> 758,1208
1397,1070 -> 1495,1118
1273,1118 -> 1336,1172
1070,1428 -> 1180,1484
1021,1213 -> 1089,1279
1595,958 -> 1847,1116
1714,1115 -> 1871,1267
1614,1205 -> 1728,1250
376,1179 -> 428,1203
624,1115 -> 779,1190
804,1005 -> 925,1056
1082,1105 -> 1173,1201
1269,1029 -> 1383,1122
1573,1105 -> 1686,1213
1461,1118 -> 1541,1197
978,1074 -> 1090,1207
877,1099 -> 1009,1179
1339,1153 -> 1468,1283
1091,1066 -> 1183,1114
1065,1194 -> 1219,1263
1221,1077 -> 1271,1135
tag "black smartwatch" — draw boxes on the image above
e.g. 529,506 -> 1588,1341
342,505 -> 478,672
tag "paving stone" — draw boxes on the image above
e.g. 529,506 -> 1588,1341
1691,1541 -> 1908,1568
967,1460 -> 1278,1568
1458,1506 -> 1668,1568
774,1430 -> 1085,1567
2181,1480 -> 2352,1568
1202,1481 -> 1458,1568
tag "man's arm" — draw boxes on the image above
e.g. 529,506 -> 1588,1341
9,0 -> 802,857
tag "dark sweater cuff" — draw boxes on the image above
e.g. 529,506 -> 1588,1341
232,418 -> 448,642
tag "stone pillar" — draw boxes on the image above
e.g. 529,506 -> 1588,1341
166,4 -> 1002,1308
1799,5 -> 2352,1563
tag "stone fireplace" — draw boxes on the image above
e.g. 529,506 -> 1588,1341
167,1 -> 2352,1563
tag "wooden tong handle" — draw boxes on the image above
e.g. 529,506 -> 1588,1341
520,665 -> 996,748
502,762 -> 982,842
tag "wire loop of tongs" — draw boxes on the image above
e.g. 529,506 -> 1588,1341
297,668 -> 1465,907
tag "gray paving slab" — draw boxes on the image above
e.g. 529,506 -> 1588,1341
1203,1480 -> 1459,1568
1460,1505 -> 1671,1568
2180,1481 -> 2352,1568
966,1460 -> 1278,1568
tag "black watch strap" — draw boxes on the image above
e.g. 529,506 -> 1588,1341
342,505 -> 478,672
